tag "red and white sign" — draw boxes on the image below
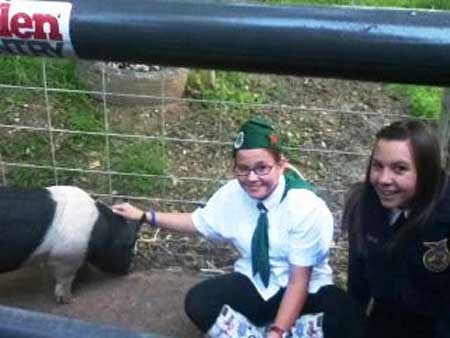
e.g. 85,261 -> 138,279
0,0 -> 73,57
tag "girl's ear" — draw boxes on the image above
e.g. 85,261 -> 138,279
279,156 -> 288,170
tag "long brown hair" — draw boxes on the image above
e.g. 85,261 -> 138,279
346,120 -> 447,252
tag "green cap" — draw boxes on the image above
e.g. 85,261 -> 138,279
233,117 -> 281,152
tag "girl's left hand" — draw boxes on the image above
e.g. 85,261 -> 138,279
267,329 -> 284,338
112,202 -> 144,221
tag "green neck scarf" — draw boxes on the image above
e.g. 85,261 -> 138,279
251,169 -> 315,287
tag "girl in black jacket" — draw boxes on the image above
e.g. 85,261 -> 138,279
344,120 -> 450,338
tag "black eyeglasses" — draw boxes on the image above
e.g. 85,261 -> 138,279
234,164 -> 274,177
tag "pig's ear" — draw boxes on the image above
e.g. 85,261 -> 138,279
95,201 -> 127,221
94,199 -> 113,210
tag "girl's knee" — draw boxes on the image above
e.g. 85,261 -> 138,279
184,284 -> 218,332
184,285 -> 201,321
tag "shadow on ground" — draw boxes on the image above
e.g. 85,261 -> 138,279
0,266 -> 205,338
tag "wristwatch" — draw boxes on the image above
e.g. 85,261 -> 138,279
269,324 -> 291,338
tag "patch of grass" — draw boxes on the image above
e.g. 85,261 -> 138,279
0,130 -> 51,165
389,85 -> 442,119
0,90 -> 42,124
186,71 -> 270,120
57,172 -> 111,194
55,134 -> 106,169
66,109 -> 103,132
0,55 -> 83,89
110,140 -> 168,195
4,167 -> 56,187
0,56 -> 44,86
50,93 -> 104,132
44,58 -> 83,90
0,56 -> 97,113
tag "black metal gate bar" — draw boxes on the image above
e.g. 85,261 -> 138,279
0,305 -> 167,338
1,0 -> 449,86
70,0 -> 450,86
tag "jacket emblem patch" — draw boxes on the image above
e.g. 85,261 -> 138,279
366,234 -> 379,244
422,238 -> 450,273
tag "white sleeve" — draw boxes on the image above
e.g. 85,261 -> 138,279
287,192 -> 334,267
191,181 -> 233,242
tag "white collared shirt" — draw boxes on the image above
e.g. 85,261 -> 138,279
192,176 -> 334,300
390,208 -> 410,225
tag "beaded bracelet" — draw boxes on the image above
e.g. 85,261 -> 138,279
150,208 -> 157,228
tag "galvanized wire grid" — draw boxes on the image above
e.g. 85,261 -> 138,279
0,59 -> 433,209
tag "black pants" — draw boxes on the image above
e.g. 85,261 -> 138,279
365,303 -> 439,338
184,272 -> 364,337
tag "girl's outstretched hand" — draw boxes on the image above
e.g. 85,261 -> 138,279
112,202 -> 144,221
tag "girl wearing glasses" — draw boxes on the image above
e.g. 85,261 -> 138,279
113,117 -> 362,338
344,120 -> 450,338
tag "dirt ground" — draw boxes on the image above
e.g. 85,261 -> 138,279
0,266 -> 205,338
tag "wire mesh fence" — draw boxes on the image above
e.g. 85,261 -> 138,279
0,58 -> 412,204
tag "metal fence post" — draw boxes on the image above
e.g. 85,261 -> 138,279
0,153 -> 6,186
440,88 -> 450,169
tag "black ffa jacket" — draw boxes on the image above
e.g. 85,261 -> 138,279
346,181 -> 450,335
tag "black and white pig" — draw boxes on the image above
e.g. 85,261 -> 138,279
0,186 -> 141,303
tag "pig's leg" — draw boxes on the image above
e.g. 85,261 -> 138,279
44,186 -> 98,303
50,257 -> 83,304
